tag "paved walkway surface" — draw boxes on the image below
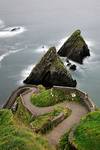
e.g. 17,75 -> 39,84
21,87 -> 88,146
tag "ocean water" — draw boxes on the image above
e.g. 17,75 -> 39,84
0,0 -> 100,107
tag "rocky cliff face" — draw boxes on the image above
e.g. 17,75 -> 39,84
24,47 -> 77,87
58,30 -> 90,64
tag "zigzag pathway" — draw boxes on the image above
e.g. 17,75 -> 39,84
21,87 -> 88,146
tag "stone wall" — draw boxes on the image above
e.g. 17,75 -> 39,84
3,85 -> 96,111
53,86 -> 96,150
3,85 -> 37,109
30,112 -> 65,133
68,125 -> 78,150
20,89 -> 37,116
53,86 -> 96,112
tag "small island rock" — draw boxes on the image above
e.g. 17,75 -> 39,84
58,30 -> 90,64
24,47 -> 77,87
70,64 -> 77,71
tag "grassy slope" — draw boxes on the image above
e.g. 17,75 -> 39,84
15,85 -> 46,125
31,88 -> 80,107
73,111 -> 100,150
0,109 -> 54,150
58,132 -> 71,150
15,97 -> 33,125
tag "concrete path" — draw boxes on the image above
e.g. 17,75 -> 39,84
21,87 -> 88,146
45,102 -> 88,145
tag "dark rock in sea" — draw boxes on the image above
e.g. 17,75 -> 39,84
24,47 -> 77,87
67,62 -> 71,66
58,30 -> 90,64
66,58 -> 70,63
10,27 -> 20,32
70,64 -> 77,71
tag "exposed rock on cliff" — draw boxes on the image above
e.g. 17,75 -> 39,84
58,30 -> 90,64
24,47 -> 77,87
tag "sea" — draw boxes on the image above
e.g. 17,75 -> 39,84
0,0 -> 100,107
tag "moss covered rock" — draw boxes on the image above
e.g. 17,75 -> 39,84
24,47 -> 76,87
58,30 -> 90,64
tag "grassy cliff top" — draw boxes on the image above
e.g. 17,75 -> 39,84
72,111 -> 100,150
0,109 -> 54,150
31,87 -> 80,107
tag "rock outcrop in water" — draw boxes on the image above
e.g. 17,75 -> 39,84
24,47 -> 77,87
70,64 -> 77,71
58,30 -> 90,64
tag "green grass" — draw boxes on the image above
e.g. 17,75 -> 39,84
31,88 -> 80,107
0,109 -> 54,150
37,85 -> 46,93
31,114 -> 51,133
72,111 -> 100,150
58,132 -> 71,150
31,106 -> 71,133
15,97 -> 34,125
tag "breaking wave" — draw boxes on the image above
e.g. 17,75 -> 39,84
34,45 -> 49,53
0,19 -> 5,28
18,35 -> 96,85
0,49 -> 24,63
56,37 -> 69,51
18,64 -> 35,85
0,26 -> 26,38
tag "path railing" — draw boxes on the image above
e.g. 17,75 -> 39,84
3,85 -> 96,112
53,86 -> 96,112
3,85 -> 37,109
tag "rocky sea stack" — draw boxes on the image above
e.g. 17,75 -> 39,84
58,30 -> 90,64
24,47 -> 77,87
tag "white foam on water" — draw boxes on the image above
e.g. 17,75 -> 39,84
56,37 -> 69,51
17,36 -> 96,85
0,48 -> 24,63
58,37 -> 96,77
21,64 -> 35,79
0,19 -> 5,28
18,64 -> 35,85
85,39 -> 95,48
0,26 -> 26,38
34,45 -> 49,53
84,51 -> 95,64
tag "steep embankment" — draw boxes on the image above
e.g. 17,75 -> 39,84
0,109 -> 54,150
69,111 -> 100,150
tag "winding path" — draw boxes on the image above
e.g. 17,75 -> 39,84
21,87 -> 88,146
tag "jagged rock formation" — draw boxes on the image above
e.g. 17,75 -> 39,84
58,30 -> 90,64
24,47 -> 77,87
